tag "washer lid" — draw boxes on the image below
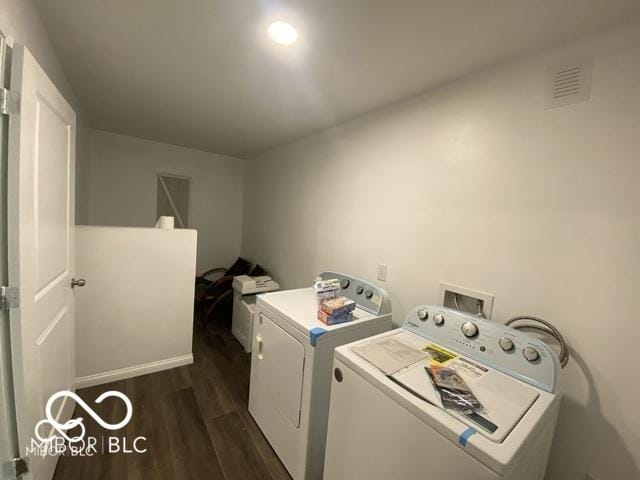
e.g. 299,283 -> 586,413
391,358 -> 539,443
351,330 -> 540,442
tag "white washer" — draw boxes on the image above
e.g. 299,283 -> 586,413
248,272 -> 392,480
324,305 -> 561,480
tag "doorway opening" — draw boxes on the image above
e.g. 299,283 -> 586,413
157,173 -> 190,228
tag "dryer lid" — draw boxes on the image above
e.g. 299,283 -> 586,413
257,288 -> 377,336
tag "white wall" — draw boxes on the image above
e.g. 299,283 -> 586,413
0,0 -> 74,104
75,124 -> 91,224
75,226 -> 197,385
0,0 -> 91,224
87,130 -> 245,274
242,21 -> 640,480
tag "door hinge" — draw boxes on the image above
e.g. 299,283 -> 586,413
3,456 -> 30,479
0,286 -> 19,310
0,88 -> 19,115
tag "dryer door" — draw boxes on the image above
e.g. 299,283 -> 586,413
249,311 -> 307,478
254,312 -> 305,427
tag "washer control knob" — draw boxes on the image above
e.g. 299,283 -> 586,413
417,309 -> 428,321
461,321 -> 479,338
356,286 -> 364,295
499,337 -> 515,352
523,347 -> 540,363
364,289 -> 374,299
433,313 -> 445,326
340,279 -> 350,289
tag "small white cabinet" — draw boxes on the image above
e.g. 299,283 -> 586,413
232,290 -> 257,352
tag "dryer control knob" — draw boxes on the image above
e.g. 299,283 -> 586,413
499,337 -> 515,352
523,347 -> 540,362
433,313 -> 445,326
356,286 -> 364,295
461,321 -> 479,338
364,289 -> 374,299
417,309 -> 428,321
340,279 -> 350,289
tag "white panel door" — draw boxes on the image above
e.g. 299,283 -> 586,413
8,45 -> 76,480
0,26 -> 19,480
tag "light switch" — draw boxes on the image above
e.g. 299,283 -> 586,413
377,264 -> 387,282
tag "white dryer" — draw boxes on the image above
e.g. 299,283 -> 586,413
248,272 -> 392,480
324,305 -> 561,480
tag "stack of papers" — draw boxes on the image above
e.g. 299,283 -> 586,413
352,336 -> 427,375
352,335 -> 442,407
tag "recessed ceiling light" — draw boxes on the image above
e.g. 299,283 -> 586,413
268,21 -> 298,46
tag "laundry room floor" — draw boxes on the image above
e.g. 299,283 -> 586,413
53,315 -> 291,480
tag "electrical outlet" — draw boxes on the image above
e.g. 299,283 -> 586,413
439,282 -> 495,319
377,264 -> 387,282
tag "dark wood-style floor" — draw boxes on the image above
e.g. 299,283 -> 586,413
53,314 -> 291,480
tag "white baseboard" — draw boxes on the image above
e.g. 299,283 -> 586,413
75,354 -> 194,389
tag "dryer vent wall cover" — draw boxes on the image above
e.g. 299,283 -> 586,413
545,56 -> 593,109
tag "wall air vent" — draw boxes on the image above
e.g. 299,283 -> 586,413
545,57 -> 593,109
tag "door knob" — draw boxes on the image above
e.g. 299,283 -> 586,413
71,278 -> 86,288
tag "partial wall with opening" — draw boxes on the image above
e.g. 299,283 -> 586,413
75,225 -> 197,386
85,130 -> 245,273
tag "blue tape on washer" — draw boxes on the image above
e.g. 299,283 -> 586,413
458,427 -> 476,447
309,327 -> 327,346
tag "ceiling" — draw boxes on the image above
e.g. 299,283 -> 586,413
35,0 -> 640,158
